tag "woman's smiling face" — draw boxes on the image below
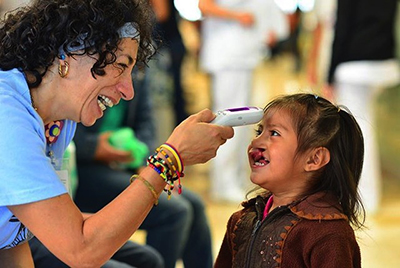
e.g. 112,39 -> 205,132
67,38 -> 139,126
247,108 -> 309,195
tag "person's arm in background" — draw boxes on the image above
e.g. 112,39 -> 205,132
307,18 -> 323,86
262,0 -> 289,47
149,0 -> 169,22
198,0 -> 254,27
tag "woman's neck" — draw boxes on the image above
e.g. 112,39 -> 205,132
27,71 -> 61,124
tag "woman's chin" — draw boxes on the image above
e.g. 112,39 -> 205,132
80,114 -> 101,127
80,106 -> 104,126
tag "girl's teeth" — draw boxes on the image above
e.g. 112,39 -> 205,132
254,160 -> 270,166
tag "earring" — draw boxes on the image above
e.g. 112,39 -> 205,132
58,60 -> 69,78
58,54 -> 69,78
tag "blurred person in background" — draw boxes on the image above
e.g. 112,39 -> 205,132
198,0 -> 289,202
325,0 -> 400,214
150,0 -> 189,126
307,0 -> 337,89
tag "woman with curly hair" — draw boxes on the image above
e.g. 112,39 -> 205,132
0,0 -> 233,266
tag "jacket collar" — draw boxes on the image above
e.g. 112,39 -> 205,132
289,192 -> 348,221
244,191 -> 348,222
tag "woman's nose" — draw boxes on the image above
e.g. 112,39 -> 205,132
118,75 -> 134,100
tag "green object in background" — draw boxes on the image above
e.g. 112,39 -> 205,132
108,128 -> 149,169
63,141 -> 78,198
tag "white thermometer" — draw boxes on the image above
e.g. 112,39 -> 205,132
211,106 -> 264,126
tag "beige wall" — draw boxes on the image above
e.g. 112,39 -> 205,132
1,0 -> 30,15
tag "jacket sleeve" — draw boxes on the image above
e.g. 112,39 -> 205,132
283,220 -> 361,268
309,231 -> 361,267
214,213 -> 238,268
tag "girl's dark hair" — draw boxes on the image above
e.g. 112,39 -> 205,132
264,93 -> 365,228
0,0 -> 156,87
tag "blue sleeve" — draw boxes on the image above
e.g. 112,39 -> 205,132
0,91 -> 67,206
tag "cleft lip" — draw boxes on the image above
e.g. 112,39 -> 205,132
250,149 -> 264,161
249,149 -> 269,166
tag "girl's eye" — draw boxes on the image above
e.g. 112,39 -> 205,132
270,130 -> 280,136
254,127 -> 262,136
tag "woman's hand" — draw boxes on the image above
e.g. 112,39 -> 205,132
166,109 -> 234,165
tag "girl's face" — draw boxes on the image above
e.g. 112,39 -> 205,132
65,38 -> 139,126
247,109 -> 310,196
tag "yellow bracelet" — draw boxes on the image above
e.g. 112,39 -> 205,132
159,144 -> 183,172
157,148 -> 177,175
130,174 -> 159,206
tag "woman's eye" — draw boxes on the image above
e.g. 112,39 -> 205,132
118,63 -> 128,70
113,63 -> 129,76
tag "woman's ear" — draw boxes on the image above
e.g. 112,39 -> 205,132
305,147 -> 330,172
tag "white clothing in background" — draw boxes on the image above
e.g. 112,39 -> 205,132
200,0 -> 289,202
334,59 -> 400,213
313,0 -> 336,84
200,0 -> 288,72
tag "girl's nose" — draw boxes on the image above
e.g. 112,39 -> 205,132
251,133 -> 266,148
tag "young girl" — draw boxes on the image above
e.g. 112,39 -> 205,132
214,93 -> 365,268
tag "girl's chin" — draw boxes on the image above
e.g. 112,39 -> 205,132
249,173 -> 269,187
249,174 -> 261,185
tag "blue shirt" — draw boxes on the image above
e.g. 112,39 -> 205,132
0,68 -> 76,249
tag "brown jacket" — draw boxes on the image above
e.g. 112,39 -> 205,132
214,192 -> 361,268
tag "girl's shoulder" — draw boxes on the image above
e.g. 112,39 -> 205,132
289,192 -> 348,221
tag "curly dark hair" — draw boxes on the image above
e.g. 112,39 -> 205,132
0,0 -> 156,87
